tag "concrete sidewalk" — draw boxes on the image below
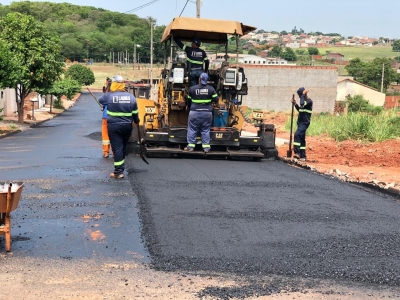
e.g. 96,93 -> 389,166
0,98 -> 77,134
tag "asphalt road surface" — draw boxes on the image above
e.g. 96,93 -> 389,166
1,93 -> 400,299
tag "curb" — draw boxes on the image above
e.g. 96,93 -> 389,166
0,97 -> 78,139
277,156 -> 400,199
0,129 -> 23,139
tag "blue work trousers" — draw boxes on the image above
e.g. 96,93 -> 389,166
293,123 -> 309,158
189,69 -> 203,87
187,111 -> 212,149
108,123 -> 132,175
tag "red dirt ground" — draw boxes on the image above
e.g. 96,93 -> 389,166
243,111 -> 400,191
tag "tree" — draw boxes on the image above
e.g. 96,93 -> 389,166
50,79 -> 82,103
248,48 -> 257,55
281,47 -> 297,61
0,12 -> 64,123
65,64 -> 95,86
0,42 -> 15,84
269,45 -> 282,57
395,71 -> 400,85
345,57 -> 397,92
393,39 -> 400,52
308,47 -> 319,55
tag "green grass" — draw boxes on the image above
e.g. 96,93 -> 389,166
316,45 -> 398,62
286,110 -> 400,142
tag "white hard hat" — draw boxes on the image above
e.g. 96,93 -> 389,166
112,75 -> 124,82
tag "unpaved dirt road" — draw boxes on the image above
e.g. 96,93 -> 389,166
1,93 -> 400,300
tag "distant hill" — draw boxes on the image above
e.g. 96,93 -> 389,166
0,1 -> 166,63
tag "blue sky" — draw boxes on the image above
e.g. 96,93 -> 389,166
2,0 -> 399,38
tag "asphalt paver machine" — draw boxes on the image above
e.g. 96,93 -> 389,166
131,17 -> 278,160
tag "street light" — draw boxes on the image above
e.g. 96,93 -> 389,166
134,44 -> 141,79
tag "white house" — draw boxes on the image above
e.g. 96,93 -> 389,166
238,55 -> 289,65
0,88 -> 17,118
0,88 -> 46,118
337,78 -> 386,106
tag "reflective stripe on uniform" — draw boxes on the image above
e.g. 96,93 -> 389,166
299,109 -> 312,114
102,140 -> 110,145
188,143 -> 196,148
202,144 -> 210,148
300,146 -> 306,150
114,159 -> 124,166
107,111 -> 134,117
191,99 -> 212,103
293,142 -> 301,146
187,58 -> 204,65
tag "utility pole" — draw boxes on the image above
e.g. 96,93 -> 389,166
381,62 -> 385,93
196,0 -> 201,18
150,20 -> 153,89
133,44 -> 137,80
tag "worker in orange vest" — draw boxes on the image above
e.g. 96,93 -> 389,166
102,78 -> 112,158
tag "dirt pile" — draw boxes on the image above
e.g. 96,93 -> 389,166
243,111 -> 400,192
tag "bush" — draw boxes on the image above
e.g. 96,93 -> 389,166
347,94 -> 383,115
65,64 -> 95,86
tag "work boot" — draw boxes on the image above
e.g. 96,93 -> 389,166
203,148 -> 210,153
103,153 -> 109,158
184,147 -> 194,152
299,157 -> 307,162
110,172 -> 124,179
293,154 -> 300,159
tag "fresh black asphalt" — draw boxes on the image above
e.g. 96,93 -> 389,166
1,92 -> 400,298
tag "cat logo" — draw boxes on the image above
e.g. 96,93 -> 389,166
145,106 -> 156,114
215,133 -> 223,139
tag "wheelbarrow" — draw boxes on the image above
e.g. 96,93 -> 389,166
0,182 -> 24,252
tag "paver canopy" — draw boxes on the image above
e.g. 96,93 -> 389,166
161,17 -> 256,44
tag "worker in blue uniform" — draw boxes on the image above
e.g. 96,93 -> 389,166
173,36 -> 209,87
184,73 -> 219,153
99,75 -> 140,178
292,87 -> 313,161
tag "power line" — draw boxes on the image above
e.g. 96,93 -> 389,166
124,0 -> 161,14
179,0 -> 190,17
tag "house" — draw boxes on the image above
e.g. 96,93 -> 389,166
238,55 -> 288,65
327,52 -> 344,62
0,88 -> 46,118
0,88 -> 17,118
337,78 -> 386,107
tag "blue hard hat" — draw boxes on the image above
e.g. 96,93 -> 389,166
192,38 -> 201,46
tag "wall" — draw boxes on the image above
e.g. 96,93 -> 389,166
0,88 -> 17,117
242,65 -> 338,113
385,95 -> 400,109
337,80 -> 385,106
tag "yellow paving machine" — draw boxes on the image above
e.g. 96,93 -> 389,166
131,17 -> 277,160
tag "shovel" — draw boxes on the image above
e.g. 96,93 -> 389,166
136,124 -> 149,165
287,94 -> 295,158
86,87 -> 103,108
